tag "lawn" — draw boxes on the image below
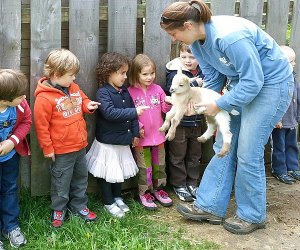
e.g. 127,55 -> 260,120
2,189 -> 219,250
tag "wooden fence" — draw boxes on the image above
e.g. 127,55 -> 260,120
0,0 -> 299,196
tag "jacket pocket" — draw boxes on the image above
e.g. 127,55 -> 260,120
60,118 -> 87,146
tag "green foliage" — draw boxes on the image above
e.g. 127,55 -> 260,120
2,189 -> 219,250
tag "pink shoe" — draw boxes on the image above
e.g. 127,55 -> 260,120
153,190 -> 173,207
139,193 -> 157,210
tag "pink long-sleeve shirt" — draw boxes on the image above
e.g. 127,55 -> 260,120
128,83 -> 171,147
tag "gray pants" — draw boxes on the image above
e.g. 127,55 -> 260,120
50,148 -> 88,212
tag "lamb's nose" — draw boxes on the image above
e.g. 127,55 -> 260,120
170,88 -> 175,93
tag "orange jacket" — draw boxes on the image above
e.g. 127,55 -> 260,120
34,77 -> 93,155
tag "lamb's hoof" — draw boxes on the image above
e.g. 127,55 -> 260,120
217,151 -> 227,158
217,143 -> 230,157
197,136 -> 207,143
166,133 -> 175,141
159,126 -> 167,132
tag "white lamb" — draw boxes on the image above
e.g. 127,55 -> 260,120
159,68 -> 234,157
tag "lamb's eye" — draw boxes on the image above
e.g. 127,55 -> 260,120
179,84 -> 184,87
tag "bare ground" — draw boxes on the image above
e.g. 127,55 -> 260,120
153,170 -> 300,250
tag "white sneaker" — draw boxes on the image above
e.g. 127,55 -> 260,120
104,203 -> 125,218
114,197 -> 130,213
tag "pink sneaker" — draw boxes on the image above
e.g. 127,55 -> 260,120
153,190 -> 173,207
139,193 -> 157,210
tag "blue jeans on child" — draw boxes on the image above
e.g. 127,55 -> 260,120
195,77 -> 294,224
0,153 -> 20,235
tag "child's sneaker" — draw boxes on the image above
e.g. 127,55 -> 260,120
114,197 -> 130,213
76,208 -> 98,222
0,240 -> 5,250
3,227 -> 27,248
153,189 -> 173,207
51,210 -> 66,228
139,193 -> 157,210
104,203 -> 125,218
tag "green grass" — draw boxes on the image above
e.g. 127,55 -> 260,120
2,189 -> 219,250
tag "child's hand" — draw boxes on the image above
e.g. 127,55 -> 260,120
45,153 -> 55,162
196,78 -> 203,87
0,140 -> 15,156
87,101 -> 101,110
139,129 -> 145,138
164,96 -> 172,104
132,137 -> 139,147
275,121 -> 283,129
136,106 -> 150,116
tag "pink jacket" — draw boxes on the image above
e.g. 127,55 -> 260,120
128,83 -> 171,146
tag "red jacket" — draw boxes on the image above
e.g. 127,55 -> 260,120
34,77 -> 93,155
8,99 -> 32,156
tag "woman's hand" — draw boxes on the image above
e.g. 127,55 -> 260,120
194,100 -> 220,116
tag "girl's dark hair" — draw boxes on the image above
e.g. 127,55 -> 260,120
128,54 -> 156,86
160,0 -> 212,31
0,69 -> 28,102
96,52 -> 130,87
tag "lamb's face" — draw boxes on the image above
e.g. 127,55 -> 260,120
169,74 -> 190,94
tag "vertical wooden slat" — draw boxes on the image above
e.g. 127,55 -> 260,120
290,0 -> 300,83
69,0 -> 100,193
144,0 -> 176,86
30,0 -> 61,196
210,0 -> 236,15
266,0 -> 290,45
0,0 -> 21,69
239,0 -> 264,26
107,0 -> 137,57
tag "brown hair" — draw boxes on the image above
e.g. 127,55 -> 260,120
0,69 -> 28,102
44,48 -> 80,78
128,54 -> 156,86
160,0 -> 212,31
179,43 -> 192,54
96,52 -> 130,87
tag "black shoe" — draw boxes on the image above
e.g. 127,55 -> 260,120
273,173 -> 296,184
288,170 -> 300,181
176,203 -> 223,225
223,215 -> 265,235
173,186 -> 194,202
187,185 -> 198,199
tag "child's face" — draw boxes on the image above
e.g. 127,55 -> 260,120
179,51 -> 199,71
52,71 -> 76,87
138,65 -> 155,88
1,95 -> 26,107
108,64 -> 129,89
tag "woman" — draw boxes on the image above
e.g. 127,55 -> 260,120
160,0 -> 294,234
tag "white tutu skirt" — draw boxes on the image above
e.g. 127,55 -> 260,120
86,139 -> 138,183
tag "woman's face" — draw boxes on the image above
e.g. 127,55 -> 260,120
166,27 -> 195,45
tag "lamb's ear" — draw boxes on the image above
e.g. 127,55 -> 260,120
177,67 -> 183,75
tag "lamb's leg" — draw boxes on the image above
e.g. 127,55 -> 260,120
165,109 -> 186,141
159,106 -> 176,132
214,111 -> 232,157
197,116 -> 217,143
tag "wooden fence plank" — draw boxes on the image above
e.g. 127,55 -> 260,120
210,0 -> 236,15
0,0 -> 21,69
144,0 -> 176,85
69,0 -> 100,193
239,0 -> 264,26
266,0 -> 290,45
290,0 -> 300,83
30,0 -> 61,196
107,0 -> 137,57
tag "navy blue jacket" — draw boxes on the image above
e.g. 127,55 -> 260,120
165,58 -> 204,127
95,84 -> 139,145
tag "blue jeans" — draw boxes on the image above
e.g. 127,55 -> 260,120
0,153 -> 20,235
195,77 -> 294,224
271,127 -> 299,175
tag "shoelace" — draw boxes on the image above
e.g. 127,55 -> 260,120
144,193 -> 155,202
155,190 -> 169,198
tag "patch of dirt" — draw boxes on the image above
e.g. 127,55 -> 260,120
154,169 -> 300,250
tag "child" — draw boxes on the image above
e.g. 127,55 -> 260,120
128,54 -> 173,210
0,69 -> 31,248
86,52 -> 146,218
165,43 -> 204,201
271,45 -> 300,184
34,49 -> 99,227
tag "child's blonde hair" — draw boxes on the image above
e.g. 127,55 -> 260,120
43,48 -> 80,78
129,54 -> 156,86
179,42 -> 192,54
0,69 -> 28,102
